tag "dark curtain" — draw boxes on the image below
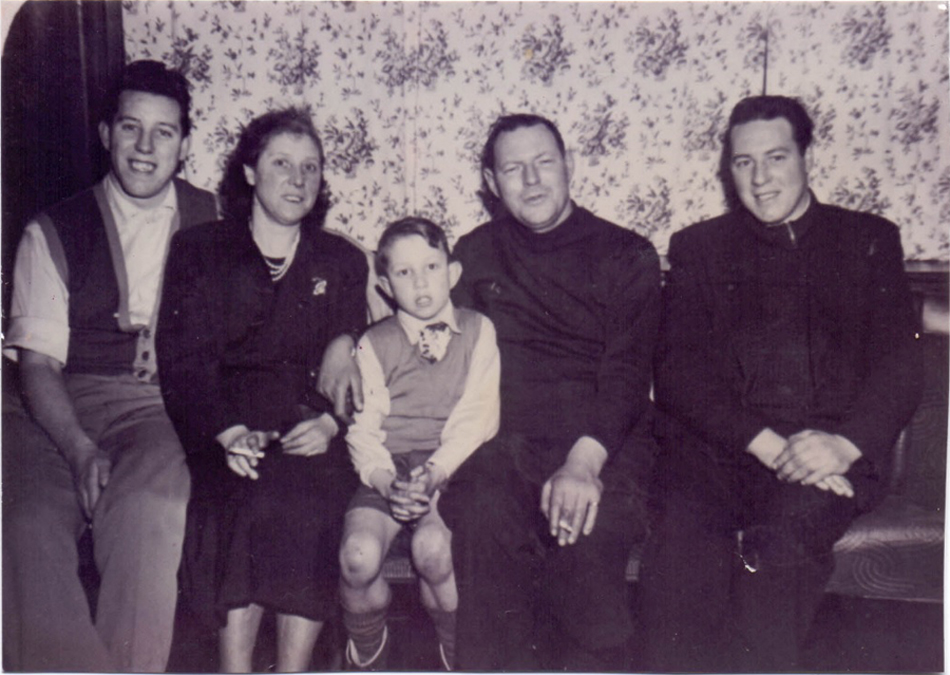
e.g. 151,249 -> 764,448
2,0 -> 124,320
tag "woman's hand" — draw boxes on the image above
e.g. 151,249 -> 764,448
281,413 -> 339,456
224,429 -> 279,480
318,334 -> 363,423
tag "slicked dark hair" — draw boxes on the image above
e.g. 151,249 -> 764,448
219,107 -> 329,230
724,95 -> 814,158
719,95 -> 814,209
101,60 -> 192,137
375,216 -> 452,279
478,113 -> 566,217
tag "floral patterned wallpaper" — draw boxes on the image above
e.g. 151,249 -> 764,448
123,1 -> 950,259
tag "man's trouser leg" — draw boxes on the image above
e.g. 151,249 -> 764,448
442,435 -> 646,671
541,485 -> 641,672
639,494 -> 737,672
2,410 -> 115,672
69,375 -> 190,673
440,437 -> 543,671
642,478 -> 864,673
734,479 -> 860,671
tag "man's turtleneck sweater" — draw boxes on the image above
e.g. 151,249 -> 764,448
452,205 -> 660,472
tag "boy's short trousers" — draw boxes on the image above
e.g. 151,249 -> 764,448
347,449 -> 435,517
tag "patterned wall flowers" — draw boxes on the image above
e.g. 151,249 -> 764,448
123,1 -> 949,259
520,15 -> 574,85
838,4 -> 892,69
377,19 -> 459,92
630,10 -> 688,81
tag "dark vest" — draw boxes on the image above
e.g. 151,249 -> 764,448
40,178 -> 217,375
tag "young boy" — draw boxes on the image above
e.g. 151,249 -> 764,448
339,217 -> 500,670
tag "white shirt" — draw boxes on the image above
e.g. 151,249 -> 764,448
105,173 -> 178,327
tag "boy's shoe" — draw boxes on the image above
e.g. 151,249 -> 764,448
345,625 -> 389,671
438,642 -> 452,671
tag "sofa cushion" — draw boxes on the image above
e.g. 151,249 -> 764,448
824,495 -> 944,602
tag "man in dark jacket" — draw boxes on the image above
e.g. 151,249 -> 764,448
439,113 -> 661,671
640,95 -> 922,672
2,61 -> 217,672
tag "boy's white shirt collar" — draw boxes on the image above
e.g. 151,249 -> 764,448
396,301 -> 460,345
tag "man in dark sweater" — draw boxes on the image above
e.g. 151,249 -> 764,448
438,114 -> 661,670
2,61 -> 217,671
640,96 -> 922,672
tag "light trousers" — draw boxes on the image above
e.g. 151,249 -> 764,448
2,374 -> 190,672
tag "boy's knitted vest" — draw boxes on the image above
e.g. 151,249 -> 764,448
365,308 -> 483,454
39,178 -> 217,375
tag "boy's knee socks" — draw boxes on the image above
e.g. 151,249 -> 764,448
426,607 -> 457,669
343,606 -> 389,665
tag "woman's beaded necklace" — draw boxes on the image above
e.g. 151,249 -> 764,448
251,222 -> 300,282
263,254 -> 291,281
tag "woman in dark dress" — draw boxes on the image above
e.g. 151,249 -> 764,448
157,108 -> 366,671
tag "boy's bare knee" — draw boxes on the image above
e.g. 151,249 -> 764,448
411,524 -> 453,582
340,531 -> 385,587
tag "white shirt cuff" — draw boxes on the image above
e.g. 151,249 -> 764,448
4,316 -> 69,365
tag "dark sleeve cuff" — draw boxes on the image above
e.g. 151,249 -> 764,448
300,392 -> 349,439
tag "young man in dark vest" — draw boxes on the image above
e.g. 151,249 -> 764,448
2,60 -> 217,672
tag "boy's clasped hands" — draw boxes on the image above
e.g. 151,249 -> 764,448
368,463 -> 448,522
